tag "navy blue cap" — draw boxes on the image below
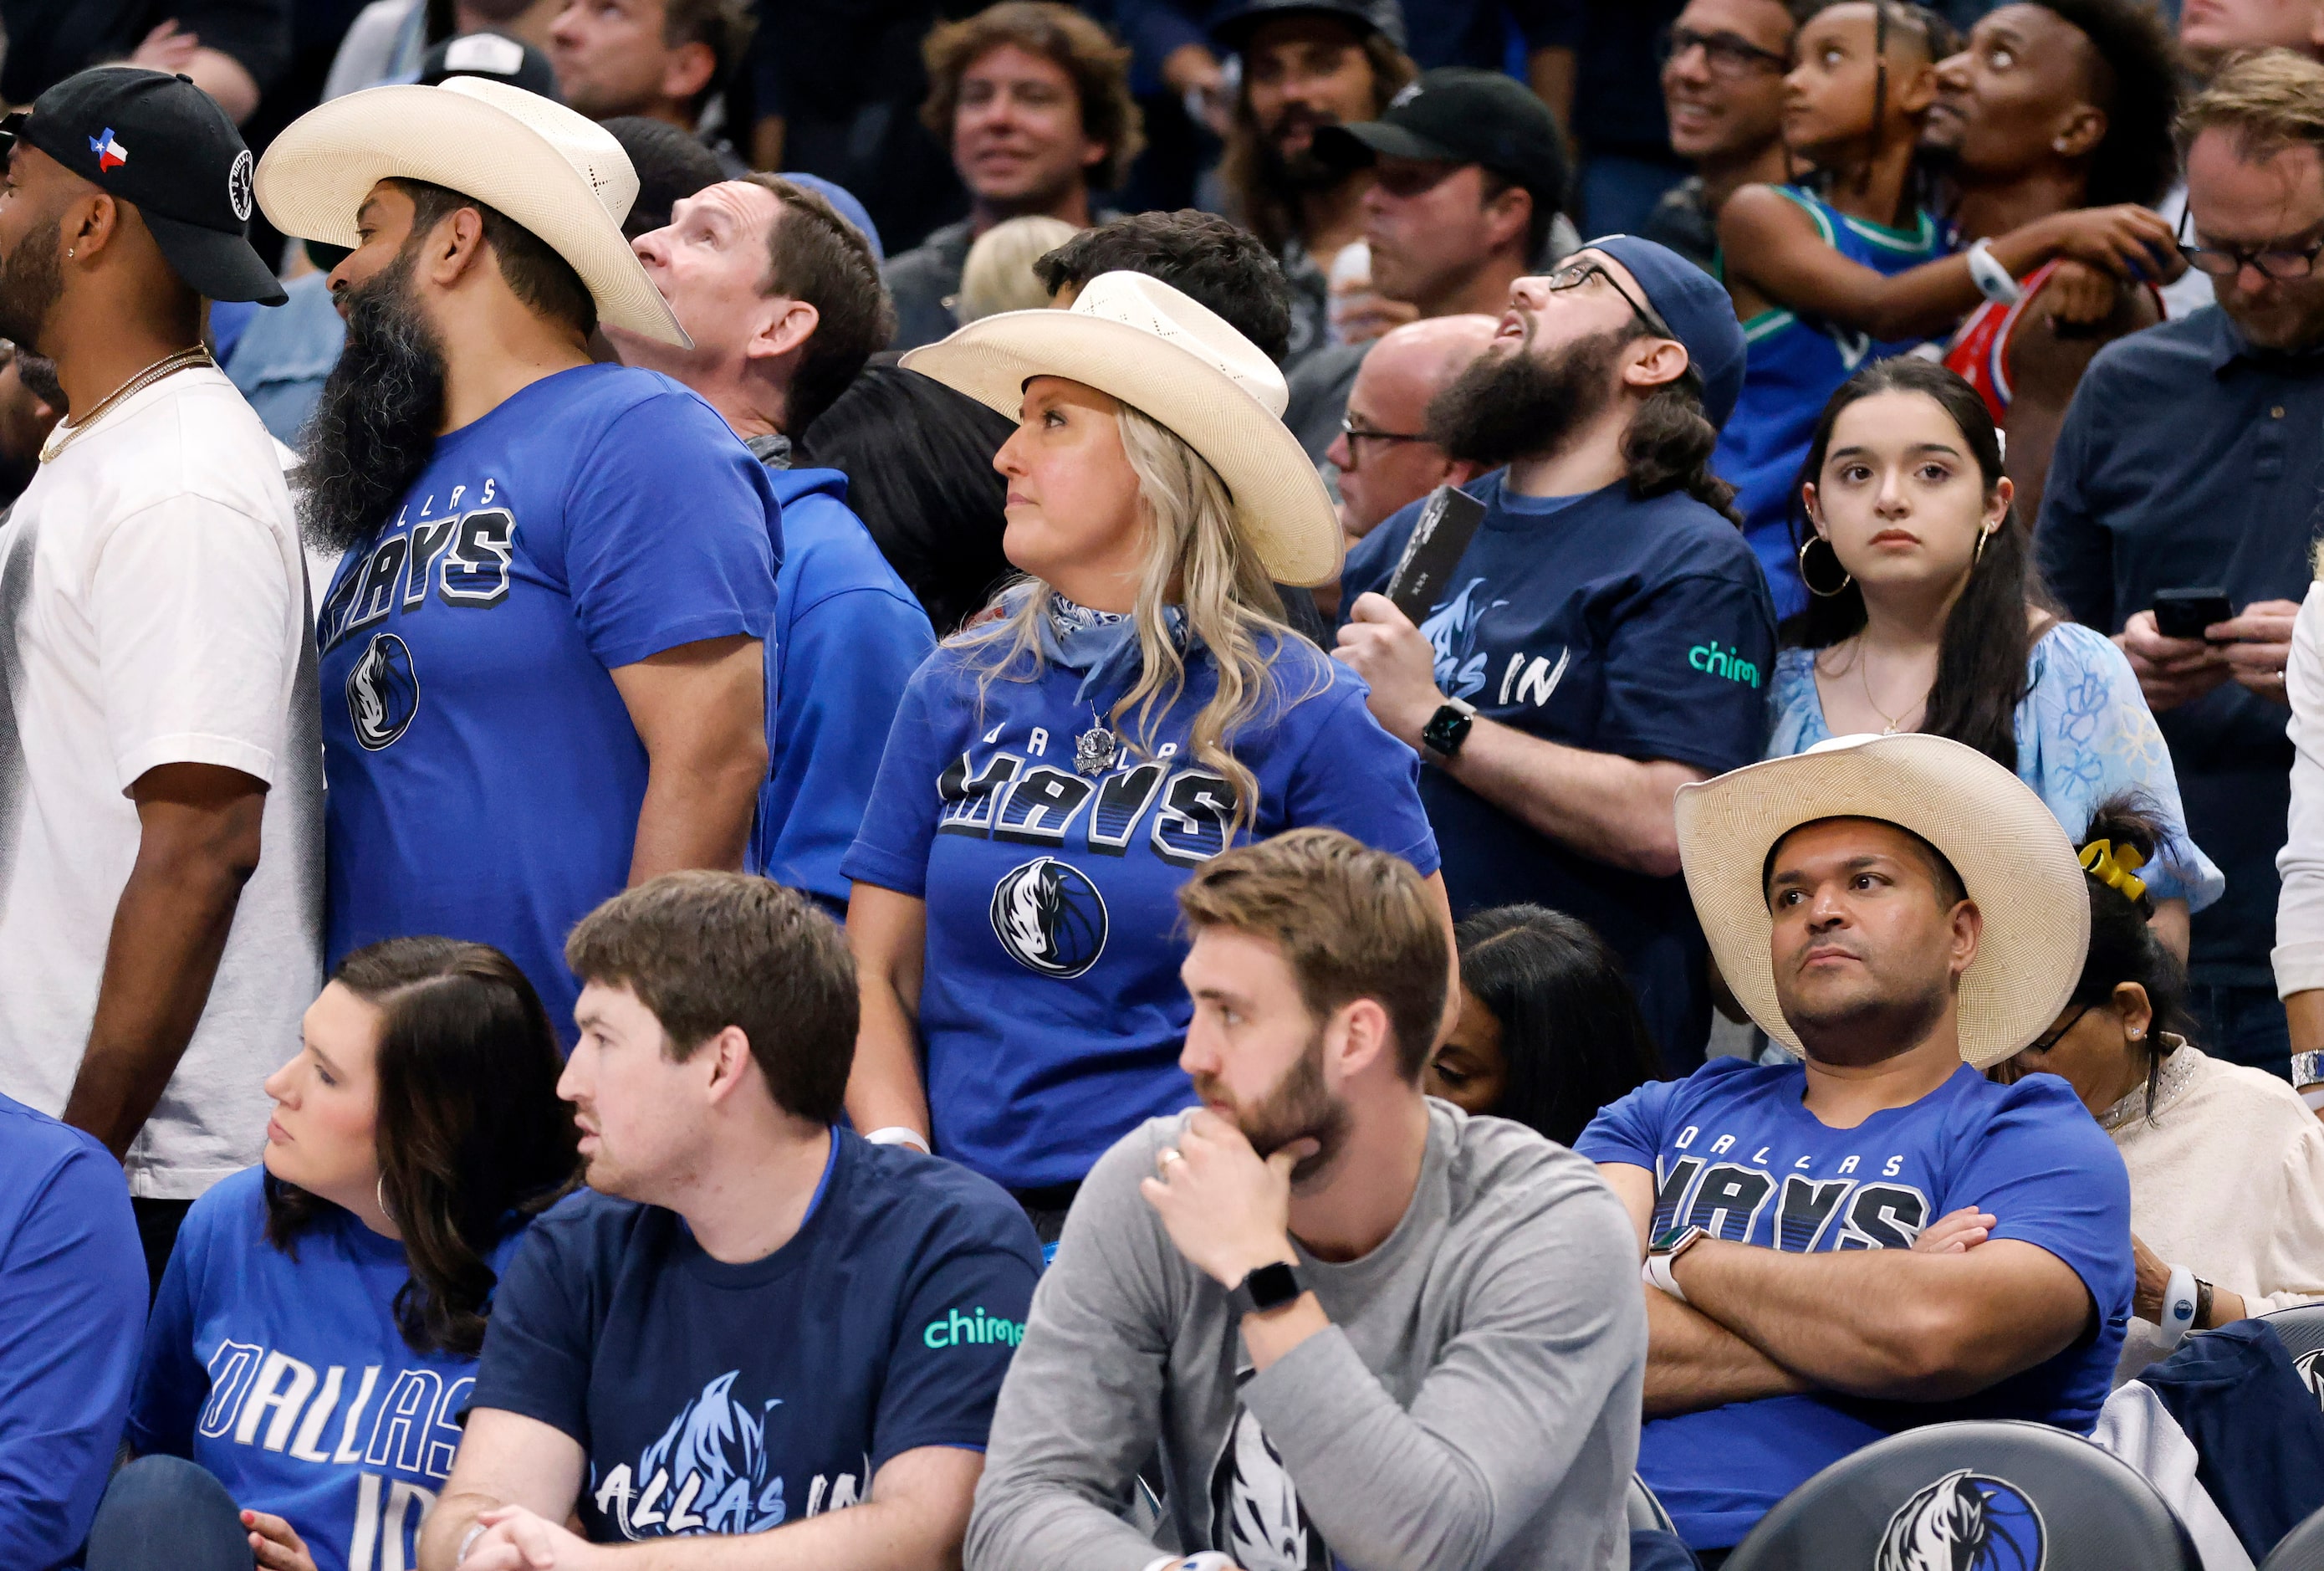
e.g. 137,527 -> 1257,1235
1589,233 -> 1745,431
781,173 -> 885,264
1209,0 -> 1407,52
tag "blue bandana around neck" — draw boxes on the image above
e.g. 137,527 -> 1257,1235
1032,590 -> 1191,709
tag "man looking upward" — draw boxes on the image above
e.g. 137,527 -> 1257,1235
257,75 -> 781,1036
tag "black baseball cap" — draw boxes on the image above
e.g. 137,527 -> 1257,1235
419,31 -> 563,100
10,66 -> 285,305
1209,0 -> 1408,53
1312,67 -> 1569,207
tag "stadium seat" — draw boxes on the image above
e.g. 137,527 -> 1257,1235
1721,1420 -> 2201,1571
2265,1502 -> 2324,1571
2262,1305 -> 2324,1415
1628,1473 -> 1678,1536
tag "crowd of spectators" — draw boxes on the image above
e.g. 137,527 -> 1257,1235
6,0 -> 2324,1568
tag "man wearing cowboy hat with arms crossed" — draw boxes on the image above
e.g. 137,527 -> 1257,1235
1576,733 -> 2135,1558
0,67 -> 319,1288
253,75 -> 781,1038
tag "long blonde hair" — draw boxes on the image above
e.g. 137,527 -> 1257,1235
952,401 -> 1314,830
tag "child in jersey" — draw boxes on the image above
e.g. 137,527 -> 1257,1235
117,940 -> 577,1571
1714,0 -> 2177,617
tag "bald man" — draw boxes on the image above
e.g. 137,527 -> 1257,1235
1325,312 -> 1497,545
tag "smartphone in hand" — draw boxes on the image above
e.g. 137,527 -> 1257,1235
2153,587 -> 2232,642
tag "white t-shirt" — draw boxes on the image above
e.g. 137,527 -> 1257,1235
0,365 -> 322,1199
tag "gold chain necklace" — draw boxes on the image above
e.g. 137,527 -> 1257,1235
1852,638 -> 1923,735
39,345 -> 215,464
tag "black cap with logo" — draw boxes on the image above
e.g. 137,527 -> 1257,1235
1208,0 -> 1408,53
12,65 -> 286,305
1311,66 -> 1569,207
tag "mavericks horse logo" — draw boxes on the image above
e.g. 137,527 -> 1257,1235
346,632 -> 419,750
1876,1469 -> 2046,1571
989,857 -> 1107,978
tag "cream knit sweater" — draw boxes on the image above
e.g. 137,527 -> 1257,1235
2110,1045 -> 2324,1383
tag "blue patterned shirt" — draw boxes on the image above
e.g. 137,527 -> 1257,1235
1765,621 -> 2224,909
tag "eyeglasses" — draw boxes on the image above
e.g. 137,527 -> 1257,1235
1656,23 -> 1790,78
1542,260 -> 1672,337
1337,415 -> 1429,462
2176,200 -> 2324,281
1370,160 -> 1463,200
2023,1004 -> 2094,1057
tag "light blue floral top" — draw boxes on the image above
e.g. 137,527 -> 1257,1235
1766,621 -> 2225,909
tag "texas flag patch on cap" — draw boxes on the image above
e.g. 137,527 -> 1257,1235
89,126 -> 127,171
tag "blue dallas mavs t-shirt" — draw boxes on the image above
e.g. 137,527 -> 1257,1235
318,364 -> 781,1036
129,1168 -> 531,1571
467,1131 -> 1040,1542
1341,473 -> 1775,1072
842,627 -> 1439,1192
1576,1057 -> 2132,1551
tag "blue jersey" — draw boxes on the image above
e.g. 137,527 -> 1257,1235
753,466 -> 934,913
467,1132 -> 1040,1542
318,365 -> 781,1037
128,1168 -> 531,1571
1576,1057 -> 2132,1552
0,1093 -> 145,1568
843,628 -> 1439,1191
1341,473 -> 1776,1072
1713,187 -> 1949,619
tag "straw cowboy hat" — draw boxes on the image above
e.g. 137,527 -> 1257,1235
253,75 -> 686,346
900,270 -> 1343,587
1675,733 -> 2090,1071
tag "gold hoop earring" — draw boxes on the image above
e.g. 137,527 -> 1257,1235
376,1175 -> 394,1224
1798,535 -> 1854,598
1974,526 -> 1994,566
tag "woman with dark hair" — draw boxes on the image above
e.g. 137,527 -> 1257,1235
106,939 -> 577,1571
1426,906 -> 1662,1147
1769,356 -> 2218,957
1969,799 -> 2324,1382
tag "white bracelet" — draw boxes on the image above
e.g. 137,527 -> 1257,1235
2305,1085 -> 2324,1112
2156,1263 -> 2199,1351
1144,1555 -> 1238,1571
1966,238 -> 2024,305
863,1125 -> 932,1154
457,1523 -> 488,1566
1643,1252 -> 1688,1303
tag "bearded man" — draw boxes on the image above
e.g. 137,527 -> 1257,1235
1331,236 -> 1770,1073
965,826 -> 1645,1571
254,74 -> 780,1036
1212,0 -> 1417,367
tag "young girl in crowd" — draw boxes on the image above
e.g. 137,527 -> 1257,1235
102,939 -> 577,1571
1968,800 -> 2324,1382
1769,356 -> 2219,956
1426,906 -> 1662,1148
842,272 -> 1443,1238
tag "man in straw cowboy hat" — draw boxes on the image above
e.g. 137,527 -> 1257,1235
253,74 -> 783,1040
0,66 -> 319,1288
1574,732 -> 2136,1556
968,828 -> 1643,1571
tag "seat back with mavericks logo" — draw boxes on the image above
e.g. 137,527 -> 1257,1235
1721,1420 -> 2200,1571
2263,1304 -> 2324,1416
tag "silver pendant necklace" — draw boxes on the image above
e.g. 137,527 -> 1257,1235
1074,705 -> 1121,776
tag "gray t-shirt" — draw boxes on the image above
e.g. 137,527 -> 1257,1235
966,1099 -> 1646,1571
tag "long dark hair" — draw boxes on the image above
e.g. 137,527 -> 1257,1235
265,938 -> 579,1357
2063,796 -> 2194,1120
1786,357 -> 2058,772
1627,355 -> 1742,525
1455,906 -> 1663,1146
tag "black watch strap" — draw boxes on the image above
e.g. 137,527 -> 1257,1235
1229,1260 -> 1304,1317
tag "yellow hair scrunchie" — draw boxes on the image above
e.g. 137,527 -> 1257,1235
2078,838 -> 2149,904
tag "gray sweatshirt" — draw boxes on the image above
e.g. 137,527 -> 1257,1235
965,1100 -> 1647,1571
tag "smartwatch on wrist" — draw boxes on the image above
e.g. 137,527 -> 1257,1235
1421,697 -> 1477,760
1644,1223 -> 1709,1302
1228,1260 -> 1305,1318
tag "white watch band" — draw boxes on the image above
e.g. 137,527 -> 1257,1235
1966,238 -> 2025,305
2156,1263 -> 2199,1351
863,1125 -> 932,1154
1643,1251 -> 1688,1303
1145,1555 -> 1238,1571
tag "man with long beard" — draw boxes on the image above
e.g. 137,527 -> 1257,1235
1211,0 -> 1416,369
1331,236 -> 1773,1073
968,827 -> 1646,1571
253,75 -> 780,1036
1576,733 -> 2132,1558
0,67 -> 318,1292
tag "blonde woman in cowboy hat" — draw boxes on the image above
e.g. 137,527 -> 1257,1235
841,271 -> 1447,1238
1573,733 -> 2134,1558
